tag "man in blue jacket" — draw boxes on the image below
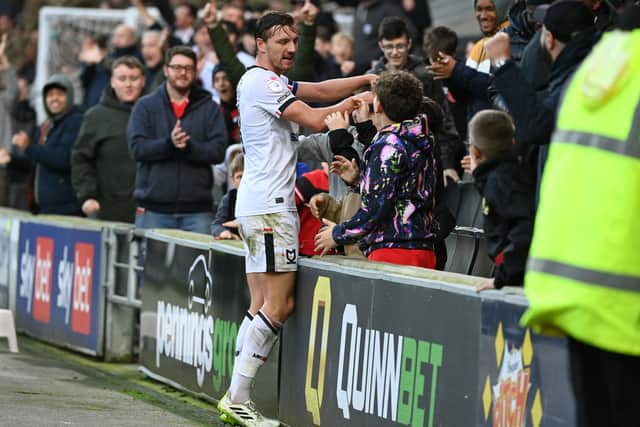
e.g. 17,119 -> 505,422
11,74 -> 82,215
127,45 -> 228,234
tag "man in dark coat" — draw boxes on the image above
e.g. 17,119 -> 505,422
127,46 -> 228,234
71,56 -> 146,223
11,74 -> 82,215
369,16 -> 465,183
486,0 -> 598,195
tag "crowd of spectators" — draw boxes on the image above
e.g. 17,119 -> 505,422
0,0 -> 634,288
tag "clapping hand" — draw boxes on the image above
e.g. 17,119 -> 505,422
11,131 -> 30,151
171,120 -> 190,150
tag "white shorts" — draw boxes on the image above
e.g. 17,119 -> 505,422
237,212 -> 300,273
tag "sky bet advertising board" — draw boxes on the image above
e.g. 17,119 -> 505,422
15,222 -> 103,355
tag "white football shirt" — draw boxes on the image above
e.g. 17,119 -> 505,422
235,66 -> 300,216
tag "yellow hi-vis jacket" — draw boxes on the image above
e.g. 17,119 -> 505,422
521,29 -> 640,356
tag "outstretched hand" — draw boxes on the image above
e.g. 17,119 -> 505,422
426,52 -> 456,80
324,111 -> 349,131
202,0 -> 218,28
300,0 -> 319,26
78,37 -> 105,64
330,154 -> 360,186
484,32 -> 511,64
352,97 -> 371,123
314,218 -> 337,256
82,199 -> 101,216
309,193 -> 329,219
475,278 -> 496,292
0,148 -> 11,166
0,34 -> 7,70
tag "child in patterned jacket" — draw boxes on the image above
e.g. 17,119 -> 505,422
315,70 -> 439,268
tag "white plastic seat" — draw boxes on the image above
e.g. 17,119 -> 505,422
0,309 -> 19,352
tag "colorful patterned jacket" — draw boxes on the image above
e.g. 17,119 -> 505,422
332,115 -> 437,256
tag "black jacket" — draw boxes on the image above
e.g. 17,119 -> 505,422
127,83 -> 228,213
519,29 -> 551,92
25,74 -> 83,215
71,87 -> 137,223
211,188 -> 237,237
26,107 -> 84,215
492,30 -> 598,190
473,158 -> 535,288
369,55 -> 464,171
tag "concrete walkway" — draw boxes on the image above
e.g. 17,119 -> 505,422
0,337 -> 223,426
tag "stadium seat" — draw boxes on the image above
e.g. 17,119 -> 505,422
471,236 -> 495,278
444,228 -> 478,275
472,196 -> 485,229
455,181 -> 483,228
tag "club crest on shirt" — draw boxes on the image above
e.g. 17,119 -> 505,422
285,248 -> 297,264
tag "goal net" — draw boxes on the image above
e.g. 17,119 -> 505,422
34,6 -> 163,123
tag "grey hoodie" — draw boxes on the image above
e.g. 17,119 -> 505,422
42,74 -> 75,120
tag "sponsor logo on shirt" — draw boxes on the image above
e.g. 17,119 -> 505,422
267,77 -> 284,93
278,93 -> 290,103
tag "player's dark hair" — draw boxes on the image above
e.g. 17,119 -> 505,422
254,12 -> 296,41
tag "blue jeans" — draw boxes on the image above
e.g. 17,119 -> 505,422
135,210 -> 214,235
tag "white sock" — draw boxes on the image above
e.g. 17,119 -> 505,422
229,310 -> 280,403
233,312 -> 254,373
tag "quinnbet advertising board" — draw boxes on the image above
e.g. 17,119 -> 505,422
280,262 -> 481,427
139,238 -> 278,416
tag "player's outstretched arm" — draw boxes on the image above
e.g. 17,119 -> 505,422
295,74 -> 377,103
282,97 -> 358,132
